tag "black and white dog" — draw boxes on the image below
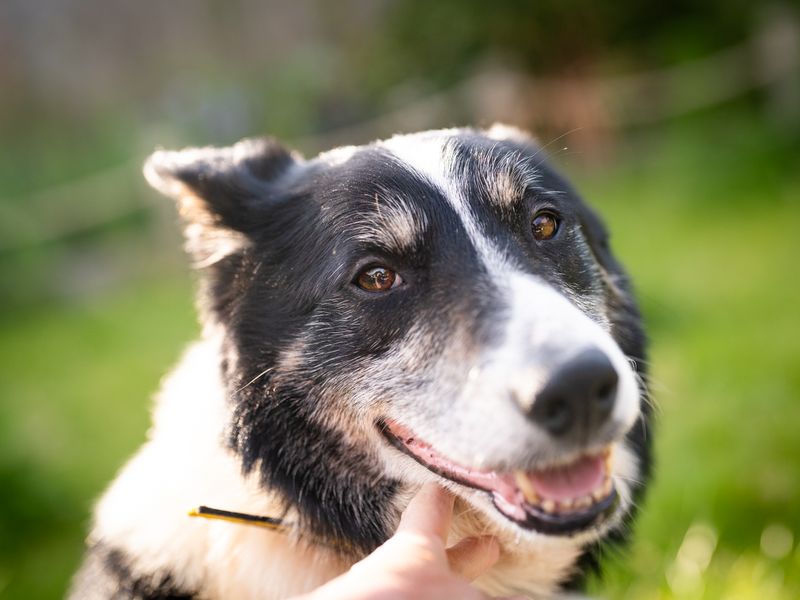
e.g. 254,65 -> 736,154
71,125 -> 651,599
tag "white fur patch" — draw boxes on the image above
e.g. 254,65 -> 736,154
91,338 -> 349,599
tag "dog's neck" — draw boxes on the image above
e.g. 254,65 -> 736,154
90,337 -> 582,599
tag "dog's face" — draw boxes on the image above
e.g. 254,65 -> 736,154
145,126 -> 649,557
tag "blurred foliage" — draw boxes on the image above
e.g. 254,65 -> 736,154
0,0 -> 799,598
351,0 -> 762,93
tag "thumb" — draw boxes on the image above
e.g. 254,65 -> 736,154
397,482 -> 455,544
446,536 -> 500,581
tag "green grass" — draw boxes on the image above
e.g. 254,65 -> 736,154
0,111 -> 798,598
0,278 -> 197,598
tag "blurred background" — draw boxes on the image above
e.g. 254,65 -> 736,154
1,1 -> 799,598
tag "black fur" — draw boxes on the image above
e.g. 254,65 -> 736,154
71,542 -> 194,600
221,151 -> 505,554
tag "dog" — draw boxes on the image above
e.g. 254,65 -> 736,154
70,125 -> 651,599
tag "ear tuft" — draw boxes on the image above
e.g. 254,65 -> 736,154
485,123 -> 537,144
143,136 -> 300,265
143,137 -> 300,231
144,137 -> 296,200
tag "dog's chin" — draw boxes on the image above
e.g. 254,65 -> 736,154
379,419 -> 621,537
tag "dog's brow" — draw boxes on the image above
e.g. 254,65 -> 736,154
350,192 -> 428,253
480,150 -> 540,209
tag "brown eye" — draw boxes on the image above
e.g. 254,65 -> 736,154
532,212 -> 559,241
355,266 -> 401,292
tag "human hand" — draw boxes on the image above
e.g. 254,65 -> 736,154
297,482 -> 524,600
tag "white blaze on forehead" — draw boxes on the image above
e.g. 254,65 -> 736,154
383,124 -> 541,211
381,131 -> 508,271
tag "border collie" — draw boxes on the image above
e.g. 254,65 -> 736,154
70,125 -> 651,599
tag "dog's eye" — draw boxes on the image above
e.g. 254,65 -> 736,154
354,266 -> 402,292
532,211 -> 560,241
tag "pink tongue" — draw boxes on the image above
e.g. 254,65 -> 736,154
527,454 -> 605,501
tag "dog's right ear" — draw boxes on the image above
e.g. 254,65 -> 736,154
144,137 -> 301,264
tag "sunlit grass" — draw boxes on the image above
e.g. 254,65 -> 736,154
0,277 -> 197,598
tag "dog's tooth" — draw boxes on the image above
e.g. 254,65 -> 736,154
602,477 -> 613,495
575,495 -> 592,510
514,471 -> 540,504
604,447 -> 614,473
592,486 -> 607,502
558,497 -> 575,512
541,499 -> 557,513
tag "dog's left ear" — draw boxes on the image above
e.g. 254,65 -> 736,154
144,137 -> 301,231
144,137 -> 301,263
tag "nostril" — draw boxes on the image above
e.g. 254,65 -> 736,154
540,397 -> 572,436
594,378 -> 618,415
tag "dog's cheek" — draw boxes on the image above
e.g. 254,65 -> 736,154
351,322 -> 480,427
295,298 -> 418,378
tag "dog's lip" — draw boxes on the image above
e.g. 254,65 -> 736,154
379,419 -> 618,535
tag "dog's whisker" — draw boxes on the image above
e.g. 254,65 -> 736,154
528,127 -> 585,166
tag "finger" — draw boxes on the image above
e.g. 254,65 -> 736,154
397,482 -> 455,543
446,535 -> 500,581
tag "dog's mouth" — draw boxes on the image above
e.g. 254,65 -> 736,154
380,419 -> 618,535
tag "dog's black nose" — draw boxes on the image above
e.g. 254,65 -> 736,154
530,348 -> 618,439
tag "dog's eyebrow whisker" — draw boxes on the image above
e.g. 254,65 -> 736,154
644,377 -> 669,406
235,367 -> 274,393
529,127 -> 585,171
349,189 -> 428,254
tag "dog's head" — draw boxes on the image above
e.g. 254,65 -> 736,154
145,126 -> 650,557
